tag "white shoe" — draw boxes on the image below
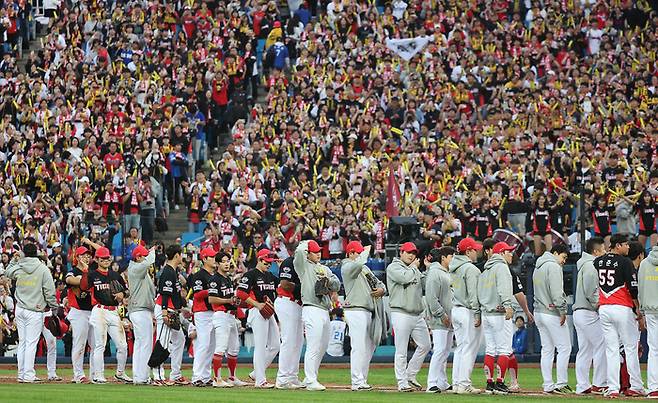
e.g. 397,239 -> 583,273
212,378 -> 233,388
228,377 -> 248,387
174,205 -> 180,210
398,384 -> 414,392
92,378 -> 107,384
351,384 -> 373,391
408,379 -> 422,390
457,385 -> 481,394
509,382 -> 521,393
290,379 -> 306,389
306,381 -> 326,391
255,381 -> 275,389
248,372 -> 255,381
114,373 -> 132,383
48,376 -> 62,382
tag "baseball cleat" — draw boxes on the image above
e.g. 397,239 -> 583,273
647,391 -> 658,399
485,381 -> 495,394
255,382 -> 276,389
577,388 -> 592,395
508,382 -> 521,393
212,378 -> 233,388
227,377 -> 248,387
605,391 -> 620,399
305,381 -> 326,391
443,385 -> 454,393
91,378 -> 107,384
624,389 -> 646,397
352,384 -> 373,391
398,385 -> 414,392
457,385 -> 481,394
426,386 -> 440,393
114,373 -> 132,383
48,376 -> 62,382
290,379 -> 306,389
408,379 -> 422,390
494,381 -> 510,395
192,380 -> 207,387
248,372 -> 255,381
171,377 -> 190,386
591,386 -> 607,395
72,377 -> 89,384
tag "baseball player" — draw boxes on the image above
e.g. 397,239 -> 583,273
41,311 -> 60,381
65,245 -> 97,383
153,244 -> 188,385
424,247 -> 455,393
596,234 -> 645,398
191,247 -> 218,387
5,244 -> 58,383
449,237 -> 483,394
479,242 -> 516,395
274,256 -> 305,389
80,247 -> 131,384
209,251 -> 248,388
127,245 -> 157,385
533,244 -> 571,394
236,248 -> 280,388
480,238 -> 530,392
574,236 -> 608,395
341,241 -> 386,391
294,240 -> 341,391
386,241 -> 430,392
639,244 -> 658,399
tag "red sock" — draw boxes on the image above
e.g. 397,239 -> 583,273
496,355 -> 509,382
509,354 -> 518,382
484,354 -> 495,382
212,354 -> 223,378
227,354 -> 238,378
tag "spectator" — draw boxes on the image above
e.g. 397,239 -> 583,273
512,316 -> 528,355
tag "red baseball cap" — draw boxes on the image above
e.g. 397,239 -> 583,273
257,248 -> 275,263
400,242 -> 418,253
345,240 -> 365,254
132,245 -> 149,259
95,247 -> 111,259
75,246 -> 90,256
458,237 -> 483,253
199,247 -> 218,259
307,240 -> 322,253
493,242 -> 516,254
273,21 -> 281,28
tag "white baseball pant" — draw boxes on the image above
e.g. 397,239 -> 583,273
15,306 -> 43,382
42,326 -> 57,378
192,311 -> 215,383
152,306 -> 185,381
248,307 -> 280,385
646,313 -> 658,393
301,305 -> 331,384
573,309 -> 607,393
344,309 -> 376,388
451,306 -> 482,388
390,311 -> 431,388
90,306 -> 128,381
274,297 -> 303,385
483,315 -> 513,356
67,307 -> 97,381
535,312 -> 572,392
599,305 -> 643,394
129,310 -> 154,383
212,311 -> 240,356
427,328 -> 453,390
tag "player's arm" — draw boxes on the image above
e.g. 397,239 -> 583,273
425,271 -> 448,323
235,274 -> 263,309
583,264 -> 600,309
293,241 -> 308,276
386,261 -> 418,285
625,259 -> 644,330
207,280 -> 233,305
465,266 -> 480,315
65,270 -> 82,286
496,265 -> 514,319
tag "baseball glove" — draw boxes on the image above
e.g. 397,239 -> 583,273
314,276 -> 331,298
259,298 -> 275,320
44,315 -> 63,338
168,310 -> 181,331
109,279 -> 125,295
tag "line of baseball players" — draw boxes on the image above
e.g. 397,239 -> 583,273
8,233 -> 658,397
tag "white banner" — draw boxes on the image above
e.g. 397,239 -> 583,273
385,35 -> 434,61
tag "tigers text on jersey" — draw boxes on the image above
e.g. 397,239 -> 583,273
595,253 -> 638,309
83,269 -> 126,307
236,268 -> 278,303
208,272 -> 237,312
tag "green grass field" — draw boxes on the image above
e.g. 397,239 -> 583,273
0,366 -> 642,402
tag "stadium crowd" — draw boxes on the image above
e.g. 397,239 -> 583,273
0,0 -> 654,386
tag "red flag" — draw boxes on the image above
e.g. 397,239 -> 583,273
386,169 -> 401,217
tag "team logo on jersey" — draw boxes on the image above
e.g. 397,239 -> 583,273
165,280 -> 172,286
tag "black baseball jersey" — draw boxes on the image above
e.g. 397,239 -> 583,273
66,267 -> 93,311
208,272 -> 237,312
83,269 -> 126,307
595,253 -> 638,309
191,268 -> 214,312
156,264 -> 184,310
511,268 -> 524,295
277,257 -> 302,301
236,268 -> 278,303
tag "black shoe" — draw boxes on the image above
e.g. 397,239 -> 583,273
486,381 -> 495,394
426,386 -> 440,393
495,382 -> 510,395
193,380 -> 206,387
444,385 -> 453,393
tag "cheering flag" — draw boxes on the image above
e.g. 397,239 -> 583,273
386,169 -> 401,217
385,35 -> 435,61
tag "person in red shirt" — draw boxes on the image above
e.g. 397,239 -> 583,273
190,248 -> 218,387
102,142 -> 124,172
